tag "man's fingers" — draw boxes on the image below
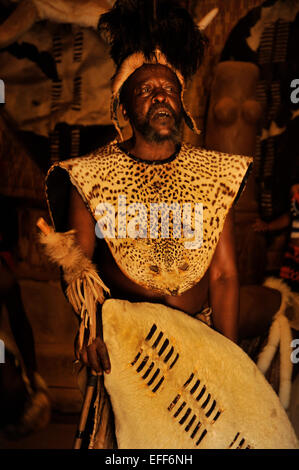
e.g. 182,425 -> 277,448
95,338 -> 111,374
79,337 -> 111,374
80,346 -> 102,374
86,341 -> 103,374
80,348 -> 89,366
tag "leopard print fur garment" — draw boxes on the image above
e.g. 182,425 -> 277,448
46,142 -> 252,295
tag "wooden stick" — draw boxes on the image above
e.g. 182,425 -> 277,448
73,369 -> 98,449
36,217 -> 52,235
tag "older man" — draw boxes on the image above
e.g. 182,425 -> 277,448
42,0 -> 252,448
67,61 -> 249,376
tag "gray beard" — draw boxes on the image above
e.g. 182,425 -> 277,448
134,110 -> 183,145
140,122 -> 182,144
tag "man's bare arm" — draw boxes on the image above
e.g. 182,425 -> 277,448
208,209 -> 239,343
68,185 -> 110,374
68,186 -> 96,258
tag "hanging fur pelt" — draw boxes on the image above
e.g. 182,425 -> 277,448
98,0 -> 208,81
257,277 -> 298,410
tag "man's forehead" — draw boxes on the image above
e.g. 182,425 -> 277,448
127,64 -> 180,87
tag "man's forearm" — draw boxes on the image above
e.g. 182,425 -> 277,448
209,275 -> 239,343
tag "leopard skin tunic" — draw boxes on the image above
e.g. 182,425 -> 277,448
46,142 -> 252,295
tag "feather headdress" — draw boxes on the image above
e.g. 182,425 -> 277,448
98,0 -> 211,140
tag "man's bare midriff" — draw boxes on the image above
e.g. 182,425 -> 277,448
95,238 -> 210,317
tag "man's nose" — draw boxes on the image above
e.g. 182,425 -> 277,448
152,88 -> 167,103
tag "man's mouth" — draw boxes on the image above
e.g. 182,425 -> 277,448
151,108 -> 173,121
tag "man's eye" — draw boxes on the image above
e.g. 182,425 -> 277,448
138,86 -> 151,95
164,85 -> 178,94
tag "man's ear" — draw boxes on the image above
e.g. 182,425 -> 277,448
120,103 -> 129,121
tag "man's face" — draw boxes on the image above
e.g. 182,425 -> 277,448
121,64 -> 183,143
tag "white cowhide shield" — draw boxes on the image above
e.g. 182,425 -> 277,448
102,299 -> 298,449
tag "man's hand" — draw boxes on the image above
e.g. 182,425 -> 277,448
79,336 -> 111,375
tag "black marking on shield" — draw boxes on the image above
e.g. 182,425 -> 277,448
201,393 -> 211,410
145,324 -> 157,341
183,373 -> 194,387
190,380 -> 200,394
168,394 -> 181,412
131,350 -> 165,393
136,355 -> 149,373
229,432 -> 240,448
167,393 -> 208,447
196,429 -> 207,446
205,400 -> 216,418
185,414 -> 196,432
158,339 -> 169,356
169,353 -> 179,369
179,408 -> 191,425
228,432 -> 251,449
147,367 -> 160,386
212,410 -> 221,423
142,362 -> 154,379
152,331 -> 163,349
237,438 -> 246,449
174,401 -> 186,418
196,385 -> 206,401
164,346 -> 174,363
131,350 -> 142,366
229,433 -> 253,449
152,376 -> 165,393
166,372 -> 225,447
143,323 -> 180,370
184,373 -> 222,423
190,420 -> 202,439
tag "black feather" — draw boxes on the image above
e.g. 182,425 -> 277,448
98,0 -> 208,80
